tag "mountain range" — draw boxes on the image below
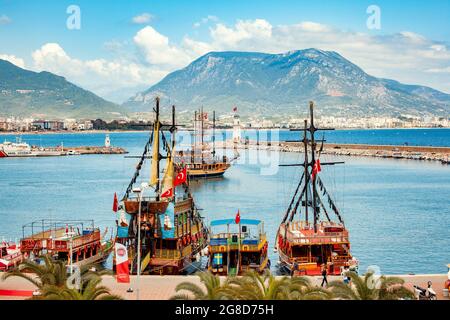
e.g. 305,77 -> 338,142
125,49 -> 450,118
0,59 -> 124,119
1,49 -> 449,120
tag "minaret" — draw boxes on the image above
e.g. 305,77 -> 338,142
232,107 -> 241,144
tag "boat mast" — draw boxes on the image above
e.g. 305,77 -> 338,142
308,101 -> 319,233
155,97 -> 161,199
193,110 -> 197,163
212,111 -> 216,159
201,106 -> 204,163
171,105 -> 176,150
303,119 -> 309,224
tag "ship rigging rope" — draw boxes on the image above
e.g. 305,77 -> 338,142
123,131 -> 153,200
316,176 -> 344,224
288,181 -> 307,223
281,172 -> 304,224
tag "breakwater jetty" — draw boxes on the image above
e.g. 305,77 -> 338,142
219,141 -> 450,164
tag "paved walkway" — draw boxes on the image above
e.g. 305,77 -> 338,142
0,274 -> 448,300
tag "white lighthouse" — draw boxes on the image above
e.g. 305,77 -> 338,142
105,134 -> 111,148
232,109 -> 241,144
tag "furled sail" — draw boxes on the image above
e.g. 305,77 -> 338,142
150,121 -> 160,186
161,148 -> 174,198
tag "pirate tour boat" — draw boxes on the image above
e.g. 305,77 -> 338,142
207,211 -> 269,276
276,102 -> 358,276
114,98 -> 208,275
0,241 -> 23,271
19,219 -> 113,267
176,108 -> 231,178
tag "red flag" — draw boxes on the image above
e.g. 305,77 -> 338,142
112,192 -> 119,212
233,106 -> 238,112
174,167 -> 187,187
235,210 -> 240,224
311,159 -> 321,180
161,188 -> 173,198
115,243 -> 130,283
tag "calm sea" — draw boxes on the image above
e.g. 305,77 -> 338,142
0,129 -> 449,274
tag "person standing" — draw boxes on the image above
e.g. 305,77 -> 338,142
321,263 -> 328,287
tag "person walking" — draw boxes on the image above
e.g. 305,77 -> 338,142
321,263 -> 328,287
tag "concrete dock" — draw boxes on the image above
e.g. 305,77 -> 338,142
29,146 -> 128,156
0,274 -> 448,300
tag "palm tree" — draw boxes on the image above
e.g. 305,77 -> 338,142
223,270 -> 290,300
38,278 -> 122,300
2,254 -> 68,289
171,271 -> 230,300
2,254 -> 117,300
329,271 -> 415,300
225,270 -> 333,300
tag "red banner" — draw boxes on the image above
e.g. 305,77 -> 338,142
115,243 -> 130,283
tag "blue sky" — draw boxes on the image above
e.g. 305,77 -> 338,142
1,0 -> 449,102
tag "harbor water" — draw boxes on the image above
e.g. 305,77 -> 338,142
0,129 -> 449,274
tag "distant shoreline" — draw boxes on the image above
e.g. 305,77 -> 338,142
0,126 -> 449,136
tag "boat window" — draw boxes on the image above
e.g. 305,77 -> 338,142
241,252 -> 261,265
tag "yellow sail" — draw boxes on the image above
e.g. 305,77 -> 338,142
161,149 -> 174,197
150,121 -> 159,186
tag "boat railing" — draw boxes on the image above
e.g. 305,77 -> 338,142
155,249 -> 181,259
287,232 -> 349,244
209,233 -> 265,251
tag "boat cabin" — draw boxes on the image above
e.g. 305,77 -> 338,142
278,221 -> 357,276
20,220 -> 104,266
0,242 -> 23,271
208,218 -> 269,276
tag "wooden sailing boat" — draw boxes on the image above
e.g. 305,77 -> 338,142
176,108 -> 231,178
115,98 -> 208,275
207,215 -> 269,276
276,101 -> 358,276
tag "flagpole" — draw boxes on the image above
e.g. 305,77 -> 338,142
226,223 -> 230,274
237,220 -> 241,274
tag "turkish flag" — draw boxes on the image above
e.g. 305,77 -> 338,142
233,106 -> 238,112
161,188 -> 173,198
235,210 -> 240,224
311,159 -> 321,180
112,192 -> 119,212
115,243 -> 130,283
174,167 -> 187,187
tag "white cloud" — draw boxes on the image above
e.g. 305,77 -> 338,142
0,14 -> 11,25
193,15 -> 218,28
0,54 -> 25,68
211,19 -> 272,47
31,43 -> 167,102
426,66 -> 450,74
133,26 -> 191,67
132,13 -> 153,24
